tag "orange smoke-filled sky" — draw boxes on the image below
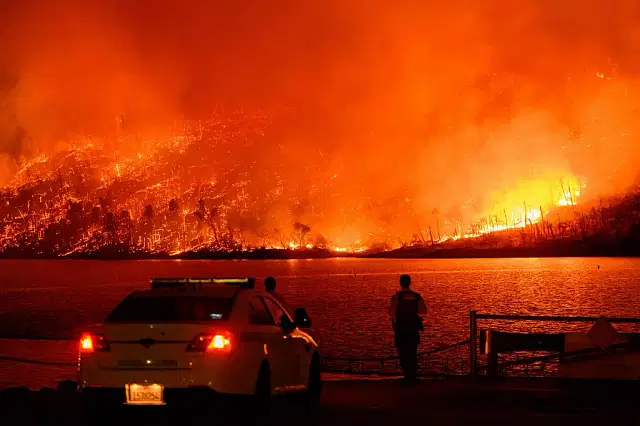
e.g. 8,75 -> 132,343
1,0 -> 640,239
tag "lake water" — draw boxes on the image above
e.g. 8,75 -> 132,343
1,257 -> 640,388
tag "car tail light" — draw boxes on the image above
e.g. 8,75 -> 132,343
187,332 -> 232,353
80,332 -> 110,353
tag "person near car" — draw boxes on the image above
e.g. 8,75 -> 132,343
264,276 -> 288,309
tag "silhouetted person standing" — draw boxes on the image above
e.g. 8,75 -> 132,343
264,276 -> 288,309
389,274 -> 427,382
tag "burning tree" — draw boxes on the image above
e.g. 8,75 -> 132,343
293,222 -> 311,248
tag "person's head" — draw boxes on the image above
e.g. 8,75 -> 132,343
264,276 -> 276,293
400,274 -> 411,289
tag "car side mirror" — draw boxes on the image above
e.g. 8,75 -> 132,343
294,308 -> 311,329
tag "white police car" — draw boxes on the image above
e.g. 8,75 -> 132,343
78,278 -> 321,406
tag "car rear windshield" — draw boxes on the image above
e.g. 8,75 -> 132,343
106,296 -> 234,323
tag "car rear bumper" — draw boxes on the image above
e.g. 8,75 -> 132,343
79,348 -> 265,395
82,386 -> 223,405
78,364 -> 253,395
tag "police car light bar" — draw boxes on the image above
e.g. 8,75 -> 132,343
150,277 -> 255,289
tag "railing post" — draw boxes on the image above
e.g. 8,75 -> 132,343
470,310 -> 477,377
487,348 -> 499,377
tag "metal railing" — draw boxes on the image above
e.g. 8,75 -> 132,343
0,355 -> 75,366
2,311 -> 639,379
469,311 -> 640,377
0,336 -> 77,366
320,339 -> 470,376
0,334 -> 472,376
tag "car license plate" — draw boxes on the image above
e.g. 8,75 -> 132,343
125,383 -> 165,405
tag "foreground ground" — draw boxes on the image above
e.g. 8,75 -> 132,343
0,377 -> 637,425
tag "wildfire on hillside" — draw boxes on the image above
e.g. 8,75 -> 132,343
0,108 -> 587,256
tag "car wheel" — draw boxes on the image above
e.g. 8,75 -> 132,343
254,361 -> 272,414
303,352 -> 322,410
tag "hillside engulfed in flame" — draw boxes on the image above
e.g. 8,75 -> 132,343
1,1 -> 640,255
0,110 -> 587,256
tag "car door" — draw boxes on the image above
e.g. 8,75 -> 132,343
262,296 -> 305,388
247,296 -> 290,390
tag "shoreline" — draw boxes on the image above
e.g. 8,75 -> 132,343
0,241 -> 639,260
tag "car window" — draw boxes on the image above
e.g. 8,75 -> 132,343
248,297 -> 275,325
262,297 -> 290,326
106,296 -> 233,323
